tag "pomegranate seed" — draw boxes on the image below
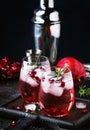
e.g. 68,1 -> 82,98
42,77 -> 45,81
27,109 -> 32,113
11,121 -> 16,127
82,109 -> 88,113
32,71 -> 36,75
35,76 -> 40,83
40,66 -> 45,71
49,79 -> 54,83
61,81 -> 65,87
16,106 -> 22,111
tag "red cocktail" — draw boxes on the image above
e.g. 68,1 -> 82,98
39,67 -> 75,117
18,55 -> 51,104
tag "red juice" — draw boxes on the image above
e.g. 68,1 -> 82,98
18,80 -> 40,103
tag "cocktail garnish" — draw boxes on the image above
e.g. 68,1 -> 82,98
56,66 -> 68,76
34,53 -> 41,66
50,66 -> 68,80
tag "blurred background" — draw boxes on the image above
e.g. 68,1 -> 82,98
1,0 -> 90,63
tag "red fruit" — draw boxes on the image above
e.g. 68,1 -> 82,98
57,57 -> 86,87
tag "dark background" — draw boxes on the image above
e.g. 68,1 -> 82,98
1,0 -> 90,63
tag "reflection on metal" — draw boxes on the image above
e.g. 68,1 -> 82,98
32,0 -> 61,66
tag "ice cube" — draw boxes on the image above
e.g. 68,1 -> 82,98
42,78 -> 64,96
63,71 -> 74,89
24,104 -> 36,112
48,84 -> 64,96
41,78 -> 50,93
26,74 -> 39,87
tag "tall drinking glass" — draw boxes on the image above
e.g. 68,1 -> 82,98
39,67 -> 75,117
18,55 -> 51,111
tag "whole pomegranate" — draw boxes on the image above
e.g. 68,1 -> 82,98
57,57 -> 86,87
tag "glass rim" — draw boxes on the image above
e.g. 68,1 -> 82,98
22,56 -> 50,66
23,55 -> 49,61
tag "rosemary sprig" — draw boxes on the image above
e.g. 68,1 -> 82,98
56,66 -> 68,76
78,85 -> 90,97
34,53 -> 41,66
50,66 -> 68,79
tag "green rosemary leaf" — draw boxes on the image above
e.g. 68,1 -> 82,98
50,66 -> 68,80
34,53 -> 41,66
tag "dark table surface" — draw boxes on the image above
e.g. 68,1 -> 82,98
0,78 -> 90,130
